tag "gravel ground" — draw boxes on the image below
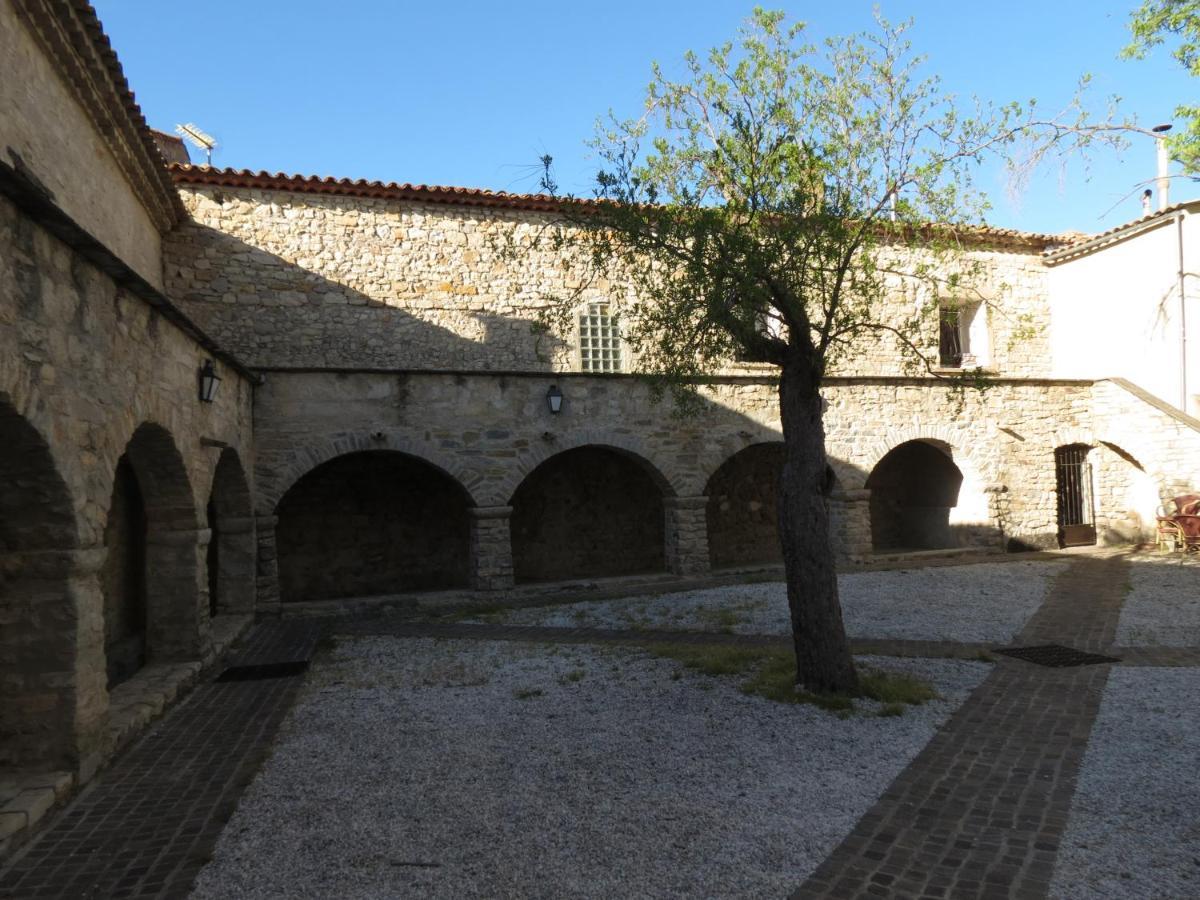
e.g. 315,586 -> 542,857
474,560 -> 1067,644
190,638 -> 990,899
1050,667 -> 1200,899
1115,556 -> 1200,647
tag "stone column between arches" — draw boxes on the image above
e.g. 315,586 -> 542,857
144,527 -> 213,664
212,515 -> 257,614
665,496 -> 710,576
254,514 -> 280,617
0,545 -> 109,777
470,506 -> 515,591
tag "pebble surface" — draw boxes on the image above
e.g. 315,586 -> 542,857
1115,556 -> 1200,647
1050,667 -> 1200,899
190,638 -> 990,899
479,560 -> 1068,643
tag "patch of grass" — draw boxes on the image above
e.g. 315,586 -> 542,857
643,643 -> 766,677
559,668 -> 586,684
641,643 -> 937,715
974,650 -> 996,663
513,687 -> 544,700
696,607 -> 745,634
857,669 -> 938,706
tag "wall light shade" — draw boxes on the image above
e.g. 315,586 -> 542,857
546,384 -> 563,414
199,359 -> 221,403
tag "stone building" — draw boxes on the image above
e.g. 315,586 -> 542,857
2,0 -> 1199,846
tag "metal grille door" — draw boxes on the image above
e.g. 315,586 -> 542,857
1055,445 -> 1096,547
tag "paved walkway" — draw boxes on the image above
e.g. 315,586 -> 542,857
0,622 -> 323,900
791,555 -> 1131,900
0,555 -> 1181,899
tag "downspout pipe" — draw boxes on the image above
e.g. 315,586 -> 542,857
1179,210 -> 1189,412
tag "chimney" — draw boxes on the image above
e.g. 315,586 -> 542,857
1153,123 -> 1173,211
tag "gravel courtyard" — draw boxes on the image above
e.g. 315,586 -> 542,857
190,638 -> 990,900
185,553 -> 1200,899
474,559 -> 1070,643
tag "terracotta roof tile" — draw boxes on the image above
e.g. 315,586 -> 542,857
170,165 -> 1066,251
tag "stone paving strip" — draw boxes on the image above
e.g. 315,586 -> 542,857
0,621 -> 323,900
791,554 -> 1131,899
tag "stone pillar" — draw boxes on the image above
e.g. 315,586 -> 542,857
829,489 -> 872,564
145,527 -> 211,663
0,546 -> 109,776
985,484 -> 1011,549
470,506 -> 514,591
215,515 -> 257,615
664,496 -> 710,576
255,515 -> 281,616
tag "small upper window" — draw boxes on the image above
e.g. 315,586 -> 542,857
579,302 -> 622,373
938,302 -> 987,369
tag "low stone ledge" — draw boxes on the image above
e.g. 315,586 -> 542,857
0,770 -> 73,858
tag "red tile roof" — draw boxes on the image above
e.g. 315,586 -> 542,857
170,165 -> 1069,251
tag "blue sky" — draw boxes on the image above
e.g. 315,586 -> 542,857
94,1 -> 1197,234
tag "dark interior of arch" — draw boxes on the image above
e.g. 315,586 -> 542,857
867,441 -> 964,551
511,445 -> 666,583
0,401 -> 80,768
706,443 -> 784,569
101,455 -> 147,688
276,451 -> 471,602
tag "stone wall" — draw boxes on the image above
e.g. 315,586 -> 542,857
166,184 -> 1054,378
705,443 -> 785,568
249,369 -> 1167,604
0,0 -> 174,287
0,192 -> 255,774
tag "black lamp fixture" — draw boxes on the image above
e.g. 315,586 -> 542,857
546,384 -> 563,414
199,359 -> 221,403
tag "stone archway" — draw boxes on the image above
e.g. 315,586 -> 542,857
102,423 -> 203,686
705,443 -> 785,569
275,450 -> 473,603
0,399 -> 94,770
509,445 -> 669,583
206,449 -> 255,616
866,440 -> 965,551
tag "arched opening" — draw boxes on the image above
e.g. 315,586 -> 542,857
0,399 -> 82,770
101,457 -> 147,687
101,423 -> 201,687
206,449 -> 255,616
1055,443 -> 1096,547
275,451 -> 471,603
705,443 -> 784,569
510,446 -> 667,583
866,440 -> 964,551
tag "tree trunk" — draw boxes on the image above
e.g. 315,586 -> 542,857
777,356 -> 859,694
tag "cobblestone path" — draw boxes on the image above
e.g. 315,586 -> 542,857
0,621 -> 323,900
791,555 -> 1131,900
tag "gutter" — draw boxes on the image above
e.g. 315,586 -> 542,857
1178,211 -> 1189,412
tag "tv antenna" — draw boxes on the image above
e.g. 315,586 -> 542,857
175,123 -> 217,166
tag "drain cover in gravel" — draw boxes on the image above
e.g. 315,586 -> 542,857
995,644 -> 1119,668
216,660 -> 310,681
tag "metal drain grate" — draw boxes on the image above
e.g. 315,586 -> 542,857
994,644 -> 1119,668
216,660 -> 310,682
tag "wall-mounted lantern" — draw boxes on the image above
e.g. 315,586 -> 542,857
546,384 -> 563,414
199,359 -> 221,403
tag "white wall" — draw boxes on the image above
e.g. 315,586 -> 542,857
1048,211 -> 1200,413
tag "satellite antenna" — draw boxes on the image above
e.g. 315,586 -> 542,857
175,123 -> 217,166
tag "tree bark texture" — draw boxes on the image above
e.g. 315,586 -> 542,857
777,358 -> 860,694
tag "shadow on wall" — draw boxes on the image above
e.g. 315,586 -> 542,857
167,220 -> 567,370
865,439 -> 1002,553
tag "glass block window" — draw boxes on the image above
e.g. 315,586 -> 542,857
579,302 -> 623,372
